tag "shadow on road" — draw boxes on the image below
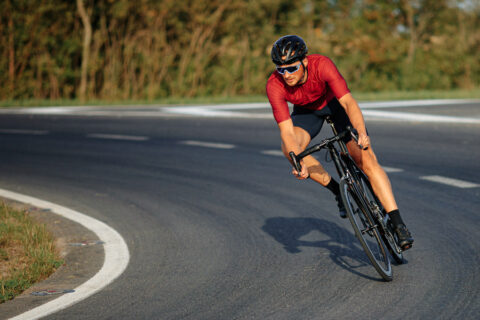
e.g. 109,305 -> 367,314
261,217 -> 384,281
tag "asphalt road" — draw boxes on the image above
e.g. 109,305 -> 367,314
0,103 -> 479,319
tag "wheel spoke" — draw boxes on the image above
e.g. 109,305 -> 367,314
359,173 -> 405,265
361,224 -> 378,235
340,177 -> 393,281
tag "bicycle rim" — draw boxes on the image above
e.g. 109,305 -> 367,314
358,176 -> 404,264
340,178 -> 393,281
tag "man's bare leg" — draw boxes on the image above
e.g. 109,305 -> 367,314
280,126 -> 346,218
281,126 -> 332,185
346,141 -> 414,249
346,141 -> 397,212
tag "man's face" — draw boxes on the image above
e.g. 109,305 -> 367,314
276,58 -> 308,87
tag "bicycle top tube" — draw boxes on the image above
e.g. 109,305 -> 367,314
296,128 -> 353,160
289,126 -> 359,174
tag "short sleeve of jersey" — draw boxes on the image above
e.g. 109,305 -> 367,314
319,57 -> 350,99
266,75 -> 290,123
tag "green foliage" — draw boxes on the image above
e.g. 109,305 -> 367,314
0,0 -> 478,101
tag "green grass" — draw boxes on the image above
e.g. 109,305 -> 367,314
0,203 -> 63,303
1,88 -> 479,108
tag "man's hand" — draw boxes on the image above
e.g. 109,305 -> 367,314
292,161 -> 309,180
357,132 -> 370,150
338,94 -> 370,150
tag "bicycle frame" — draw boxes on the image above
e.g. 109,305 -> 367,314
291,119 -> 376,223
289,117 -> 404,280
324,133 -> 399,254
291,116 -> 357,184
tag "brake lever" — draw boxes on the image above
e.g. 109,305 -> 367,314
347,126 -> 367,150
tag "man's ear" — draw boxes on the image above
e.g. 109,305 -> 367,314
303,57 -> 308,68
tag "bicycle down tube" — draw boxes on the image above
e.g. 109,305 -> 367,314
288,121 -> 397,281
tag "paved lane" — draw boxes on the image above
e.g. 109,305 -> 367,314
0,103 -> 479,319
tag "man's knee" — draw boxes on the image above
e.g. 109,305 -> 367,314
357,150 -> 381,175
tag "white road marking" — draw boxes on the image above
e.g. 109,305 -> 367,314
0,129 -> 48,135
161,99 -> 480,114
164,106 -> 271,118
87,133 -> 149,141
0,100 -> 478,123
261,150 -> 284,156
165,103 -> 269,112
420,175 -> 480,188
359,99 -> 480,109
180,140 -> 235,149
362,110 -> 480,124
382,166 -> 404,173
160,100 -> 480,123
11,107 -> 80,114
0,188 -> 130,320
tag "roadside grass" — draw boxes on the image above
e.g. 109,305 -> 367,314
0,203 -> 63,303
1,88 -> 479,108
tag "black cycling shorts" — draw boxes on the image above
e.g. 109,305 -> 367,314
291,98 -> 356,142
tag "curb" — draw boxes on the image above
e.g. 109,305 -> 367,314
0,189 -> 130,320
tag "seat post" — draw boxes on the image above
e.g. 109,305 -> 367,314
325,115 -> 349,154
325,115 -> 338,135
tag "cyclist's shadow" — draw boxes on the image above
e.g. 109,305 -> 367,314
261,217 -> 383,281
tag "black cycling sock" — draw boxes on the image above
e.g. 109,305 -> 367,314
388,209 -> 405,227
325,178 -> 340,196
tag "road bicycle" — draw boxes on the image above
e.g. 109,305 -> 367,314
289,116 -> 404,281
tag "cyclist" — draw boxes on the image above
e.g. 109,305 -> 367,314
266,35 -> 414,250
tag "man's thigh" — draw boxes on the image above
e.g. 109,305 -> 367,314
347,140 -> 379,169
293,126 -> 311,149
291,106 -> 324,140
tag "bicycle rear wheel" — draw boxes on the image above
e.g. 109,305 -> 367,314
340,177 -> 393,281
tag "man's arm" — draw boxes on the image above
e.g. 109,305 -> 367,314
278,119 -> 309,179
338,93 -> 370,149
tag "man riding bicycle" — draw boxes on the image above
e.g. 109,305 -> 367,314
266,35 -> 414,250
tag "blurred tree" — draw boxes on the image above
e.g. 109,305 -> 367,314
76,0 -> 92,102
0,0 -> 478,101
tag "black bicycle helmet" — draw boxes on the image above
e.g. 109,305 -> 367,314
271,35 -> 308,65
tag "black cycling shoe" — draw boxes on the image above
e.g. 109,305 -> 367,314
335,195 -> 347,219
395,224 -> 414,250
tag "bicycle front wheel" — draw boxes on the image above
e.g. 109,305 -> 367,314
340,178 -> 393,281
358,175 -> 405,264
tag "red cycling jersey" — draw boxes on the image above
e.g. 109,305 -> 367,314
266,54 -> 350,124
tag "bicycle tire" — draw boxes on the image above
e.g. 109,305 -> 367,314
340,177 -> 393,281
358,174 -> 405,264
